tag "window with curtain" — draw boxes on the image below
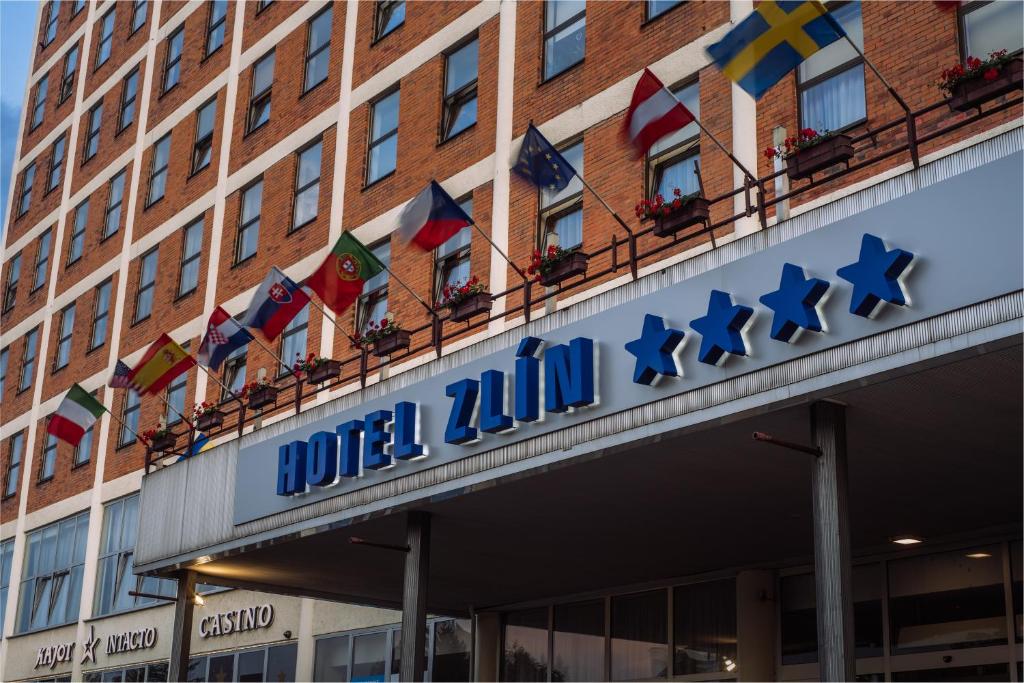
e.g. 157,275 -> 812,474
960,1 -> 1024,61
17,510 -> 89,632
540,140 -> 584,251
4,432 -> 24,498
434,197 -> 472,302
304,7 -> 332,92
367,89 -> 399,184
292,139 -> 322,229
544,1 -> 586,80
796,1 -> 865,132
279,306 -> 309,376
552,600 -> 604,682
611,590 -> 668,681
104,170 -> 126,238
648,80 -> 701,200
68,199 -> 88,265
356,242 -> 390,335
441,38 -> 478,142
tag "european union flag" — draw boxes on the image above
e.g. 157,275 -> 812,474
707,0 -> 847,100
514,124 -> 578,193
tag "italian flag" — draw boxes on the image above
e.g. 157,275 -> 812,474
47,384 -> 106,446
306,232 -> 384,316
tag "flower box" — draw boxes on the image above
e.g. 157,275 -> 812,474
247,385 -> 278,410
195,410 -> 225,432
307,359 -> 342,384
949,57 -> 1023,112
538,252 -> 589,287
148,434 -> 176,452
653,198 -> 711,238
373,329 -> 411,357
448,292 -> 493,323
786,134 -> 854,180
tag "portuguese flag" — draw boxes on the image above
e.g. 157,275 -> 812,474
306,232 -> 384,316
47,384 -> 106,446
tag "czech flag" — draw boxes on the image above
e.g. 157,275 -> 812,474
198,306 -> 254,371
397,181 -> 473,251
624,68 -> 696,157
48,384 -> 106,446
128,334 -> 196,395
241,268 -> 310,341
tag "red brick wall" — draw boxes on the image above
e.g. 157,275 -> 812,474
26,415 -> 97,514
31,0 -> 89,76
241,0 -> 303,52
83,2 -> 150,100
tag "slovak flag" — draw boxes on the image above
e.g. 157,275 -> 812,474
241,267 -> 310,341
396,181 -> 473,251
624,68 -> 696,157
198,307 -> 255,371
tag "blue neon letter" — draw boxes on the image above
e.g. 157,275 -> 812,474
305,431 -> 337,487
480,370 -> 513,433
544,337 -> 595,413
394,401 -> 425,460
337,420 -> 363,477
515,337 -> 542,422
276,441 -> 307,496
445,378 -> 479,444
363,410 -> 393,470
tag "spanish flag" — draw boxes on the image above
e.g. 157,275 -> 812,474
128,333 -> 196,395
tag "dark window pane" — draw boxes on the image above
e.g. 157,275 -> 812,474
433,619 -> 471,682
673,579 -> 736,676
352,632 -> 386,682
893,663 -> 1010,681
314,634 -> 350,682
552,600 -> 603,682
267,643 -> 297,682
611,590 -> 667,681
503,608 -> 548,682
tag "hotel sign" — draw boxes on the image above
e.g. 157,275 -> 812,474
234,152 -> 1023,525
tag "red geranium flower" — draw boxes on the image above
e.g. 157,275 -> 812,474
983,67 -> 999,81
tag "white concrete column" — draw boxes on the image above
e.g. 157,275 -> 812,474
736,569 -> 777,681
294,597 -> 316,680
729,0 -> 759,238
473,611 -> 501,682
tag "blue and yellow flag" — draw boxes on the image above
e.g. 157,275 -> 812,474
178,433 -> 214,461
707,0 -> 846,100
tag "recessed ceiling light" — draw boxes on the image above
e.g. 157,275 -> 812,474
890,535 -> 923,545
965,552 -> 992,559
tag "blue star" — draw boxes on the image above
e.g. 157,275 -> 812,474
690,290 -> 754,366
836,233 -> 915,318
624,314 -> 686,385
759,263 -> 830,343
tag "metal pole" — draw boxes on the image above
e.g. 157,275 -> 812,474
246,327 -> 303,382
575,174 -> 639,280
469,221 -> 528,281
195,364 -> 244,406
690,116 -> 759,183
306,297 -> 360,347
155,391 -> 193,428
167,570 -> 197,682
809,401 -> 855,681
400,511 -> 431,681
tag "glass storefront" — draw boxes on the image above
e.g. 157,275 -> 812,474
82,662 -> 167,682
186,643 -> 296,682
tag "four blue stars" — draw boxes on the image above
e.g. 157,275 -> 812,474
689,290 -> 754,366
759,263 -> 830,343
836,233 -> 915,318
624,314 -> 686,385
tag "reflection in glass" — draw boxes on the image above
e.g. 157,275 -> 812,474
266,643 -> 297,682
611,590 -> 668,681
433,619 -> 472,682
208,654 -> 234,683
503,608 -> 549,681
553,600 -> 604,682
314,634 -> 350,682
892,663 -> 1010,681
673,579 -> 736,676
352,631 -> 387,681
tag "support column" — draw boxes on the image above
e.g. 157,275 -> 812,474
810,401 -> 855,681
400,512 -> 431,682
474,612 -> 501,682
168,570 -> 198,683
736,569 -> 777,681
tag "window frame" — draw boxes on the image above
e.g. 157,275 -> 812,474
103,169 -> 126,239
177,218 -> 203,298
373,0 -> 405,43
291,138 -> 323,231
221,347 -> 247,400
130,0 -> 148,35
71,0 -> 85,17
234,179 -> 263,265
31,229 -> 52,294
537,137 -> 584,252
89,279 -> 112,351
190,97 -> 217,176
17,163 -> 35,218
794,0 -> 866,134
118,68 -> 139,133
16,510 -> 90,633
133,247 -> 159,324
644,77 -> 701,200
53,303 -> 75,372
41,1 -> 58,48
83,101 -> 103,163
95,7 -> 116,69
30,75 -> 48,131
439,36 -> 479,144
542,1 -> 587,82
3,252 -> 22,313
246,50 -> 275,135
644,0 -> 685,23
73,418 -> 94,467
146,133 -> 171,207
162,26 -> 184,94
47,134 -> 66,194
3,432 -> 24,499
59,44 -> 79,104
957,1 -> 1024,62
164,346 -> 189,425
277,306 -> 309,378
117,391 -> 140,448
68,199 -> 89,265
433,197 -> 473,303
0,347 -> 8,396
205,0 -> 228,58
302,6 -> 332,94
19,327 -> 39,394
355,241 -> 391,335
38,433 -> 58,483
365,87 -> 400,186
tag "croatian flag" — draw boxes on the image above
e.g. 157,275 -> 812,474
624,68 -> 696,156
198,306 -> 254,371
241,268 -> 310,341
397,181 -> 473,251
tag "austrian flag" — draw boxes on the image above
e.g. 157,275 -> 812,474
47,384 -> 106,446
624,68 -> 696,156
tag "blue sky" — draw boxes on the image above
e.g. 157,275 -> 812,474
1,1 -> 40,224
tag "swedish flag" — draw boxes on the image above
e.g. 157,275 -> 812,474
707,0 -> 847,100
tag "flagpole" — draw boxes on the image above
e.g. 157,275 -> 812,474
375,259 -> 440,319
195,364 -> 244,406
687,116 -> 758,184
573,174 -> 641,280
306,297 -> 360,346
244,327 -> 304,382
469,222 -> 528,281
154,391 -> 193,428
93,401 -> 145,446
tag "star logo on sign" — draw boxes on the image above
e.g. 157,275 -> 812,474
81,625 -> 99,664
836,233 -> 915,318
624,314 -> 686,385
759,263 -> 830,343
690,290 -> 754,366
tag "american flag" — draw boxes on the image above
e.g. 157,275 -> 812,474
109,360 -> 132,389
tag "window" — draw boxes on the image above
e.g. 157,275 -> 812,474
134,248 -> 158,323
118,391 -> 140,447
434,197 -> 472,301
0,347 -> 8,395
147,134 -> 171,205
42,1 -> 58,47
16,510 -> 89,632
32,229 -> 51,292
374,1 -> 405,41
39,433 -> 57,482
539,139 -> 584,251
3,253 -> 21,312
73,416 -> 93,466
3,433 -> 24,499
315,619 -> 466,682
47,134 -> 66,192
131,0 -> 148,34
118,68 -> 139,132
95,8 -> 115,68
206,0 -> 228,56
59,45 -> 79,104
246,50 -> 274,133
222,346 -> 246,400
30,75 -> 48,130
20,328 -> 39,392
83,102 -> 103,162
188,644 -> 298,683
441,39 -> 478,142
68,200 -> 88,264
961,1 -> 1024,61
503,609 -> 549,681
357,242 -> 390,334
647,80 -> 701,199
165,346 -> 188,424
104,169 -> 126,238
552,600 -> 604,681
96,494 -> 177,617
90,279 -> 112,350
279,305 -> 308,376
796,1 -> 865,131
72,0 -> 85,16
17,163 -> 34,217
544,0 -> 586,80
178,218 -> 203,297
646,0 -> 683,20
673,579 -> 736,676
292,140 -> 322,229
54,303 -> 75,371
257,0 -> 274,12
191,98 -> 216,174
235,180 -> 262,263
304,6 -> 332,92
610,589 -> 668,681
163,27 -> 184,93
367,89 -> 399,184
0,539 -> 13,633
